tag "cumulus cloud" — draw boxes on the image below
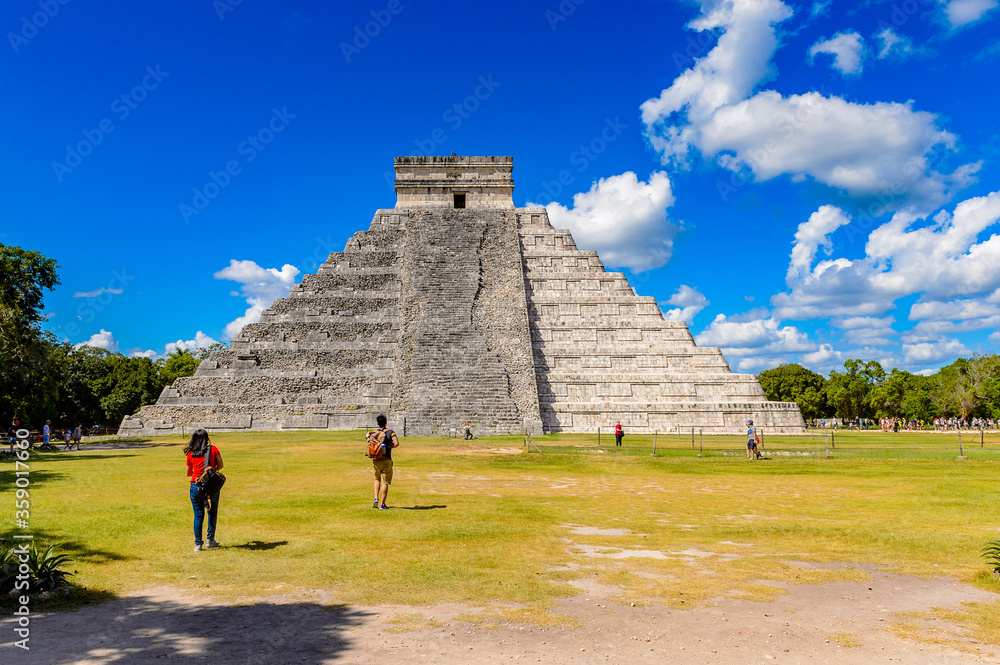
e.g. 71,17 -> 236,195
537,172 -> 678,273
661,285 -> 709,322
903,337 -> 971,364
75,329 -> 118,353
214,260 -> 300,339
640,0 -> 976,209
809,31 -> 865,75
830,315 -> 899,347
942,0 -> 998,28
989,331 -> 1000,346
695,311 -> 818,371
773,190 -> 1000,319
165,331 -> 219,356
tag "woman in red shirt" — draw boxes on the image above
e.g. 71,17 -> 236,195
184,429 -> 224,552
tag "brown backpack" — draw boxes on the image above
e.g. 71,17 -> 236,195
366,429 -> 389,459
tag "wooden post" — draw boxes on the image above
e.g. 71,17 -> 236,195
698,428 -> 704,457
831,428 -> 835,449
691,427 -> 695,449
825,429 -> 829,457
959,429 -> 964,458
652,431 -> 657,456
981,425 -> 985,448
598,426 -> 601,447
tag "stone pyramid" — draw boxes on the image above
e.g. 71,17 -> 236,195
121,156 -> 803,436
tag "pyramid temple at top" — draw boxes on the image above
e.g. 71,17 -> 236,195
121,156 -> 804,436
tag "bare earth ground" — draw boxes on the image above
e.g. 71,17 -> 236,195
5,569 -> 999,664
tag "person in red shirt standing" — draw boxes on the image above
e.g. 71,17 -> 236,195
614,420 -> 624,447
184,429 -> 224,552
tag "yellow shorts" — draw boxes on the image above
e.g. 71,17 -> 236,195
373,458 -> 393,484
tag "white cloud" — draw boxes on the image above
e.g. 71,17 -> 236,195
75,329 -> 119,353
831,315 -> 899,346
640,0 -> 976,209
903,337 -> 971,364
661,285 -> 709,322
536,172 -> 678,273
214,260 -> 300,339
773,190 -> 1000,319
809,31 -> 865,75
788,205 -> 852,282
989,331 -> 1000,346
73,287 -> 124,298
875,27 -> 916,60
942,0 -> 998,28
129,349 -> 159,359
695,311 -> 819,371
165,331 -> 219,356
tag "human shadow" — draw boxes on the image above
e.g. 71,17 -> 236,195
3,593 -> 372,664
231,540 -> 288,551
399,505 -> 447,510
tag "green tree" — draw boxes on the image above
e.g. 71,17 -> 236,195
826,359 -> 886,421
0,244 -> 60,424
757,363 -> 829,419
159,348 -> 200,386
91,356 -> 163,425
195,343 -> 225,360
48,343 -> 112,425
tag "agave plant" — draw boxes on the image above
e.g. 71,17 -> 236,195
28,546 -> 74,592
981,539 -> 1000,574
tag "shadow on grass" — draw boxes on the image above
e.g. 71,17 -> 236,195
399,505 -> 447,510
0,469 -> 67,488
1,529 -> 133,564
231,540 -> 288,551
0,592 -> 371,664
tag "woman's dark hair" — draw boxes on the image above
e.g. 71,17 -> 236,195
183,429 -> 211,457
376,414 -> 387,428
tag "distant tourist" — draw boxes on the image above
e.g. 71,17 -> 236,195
614,420 -> 624,447
7,422 -> 17,451
185,429 -> 224,552
370,414 -> 399,510
43,420 -> 50,444
63,428 -> 72,449
72,423 -> 82,448
746,419 -> 761,460
463,422 -> 473,440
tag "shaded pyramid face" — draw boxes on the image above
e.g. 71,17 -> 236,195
121,156 -> 803,436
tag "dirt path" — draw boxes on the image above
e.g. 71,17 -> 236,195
5,568 -> 998,664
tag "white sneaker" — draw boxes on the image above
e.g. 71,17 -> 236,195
206,540 -> 221,548
193,544 -> 202,552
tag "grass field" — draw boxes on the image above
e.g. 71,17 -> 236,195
3,429 -> 1000,637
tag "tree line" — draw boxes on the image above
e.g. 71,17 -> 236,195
1,243 -> 219,430
758,357 -> 1000,423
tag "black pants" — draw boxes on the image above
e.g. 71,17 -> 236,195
615,434 -> 623,446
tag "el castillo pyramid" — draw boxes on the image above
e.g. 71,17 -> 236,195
121,156 -> 803,436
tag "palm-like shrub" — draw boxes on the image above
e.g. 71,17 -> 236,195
0,545 -> 74,594
981,539 -> 1000,574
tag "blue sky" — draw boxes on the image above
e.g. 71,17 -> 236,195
4,0 -> 999,375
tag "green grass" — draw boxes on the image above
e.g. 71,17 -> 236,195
3,430 -> 1000,629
